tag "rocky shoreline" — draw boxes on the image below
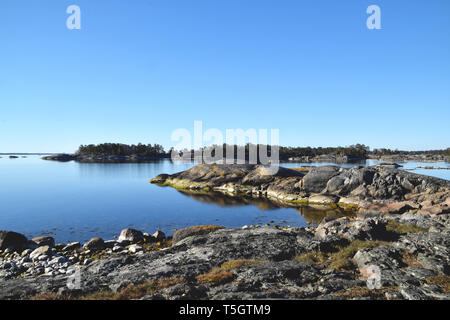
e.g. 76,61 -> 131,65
1,213 -> 449,300
1,163 -> 449,300
150,163 -> 450,213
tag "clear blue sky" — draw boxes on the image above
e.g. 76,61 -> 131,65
1,0 -> 449,153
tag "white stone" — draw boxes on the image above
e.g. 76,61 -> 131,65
128,245 -> 143,254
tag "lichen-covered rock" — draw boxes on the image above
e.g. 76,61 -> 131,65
0,214 -> 449,300
314,217 -> 393,241
172,225 -> 223,244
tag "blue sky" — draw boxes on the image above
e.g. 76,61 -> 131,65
1,0 -> 449,152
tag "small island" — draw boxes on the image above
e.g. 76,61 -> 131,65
42,143 -> 169,163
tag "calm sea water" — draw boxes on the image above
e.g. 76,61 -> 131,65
0,156 -> 448,243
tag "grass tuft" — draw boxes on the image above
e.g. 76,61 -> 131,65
29,277 -> 185,300
196,268 -> 234,285
334,286 -> 398,299
294,240 -> 389,271
221,259 -> 268,270
386,220 -> 427,234
425,275 -> 450,293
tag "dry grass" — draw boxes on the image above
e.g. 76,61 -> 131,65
29,277 -> 185,300
85,277 -> 184,300
294,240 -> 389,271
386,220 -> 427,234
294,251 -> 328,265
334,286 -> 398,299
401,251 -> 423,268
140,239 -> 172,251
221,259 -> 268,270
196,268 -> 234,285
29,293 -> 72,300
425,275 -> 450,293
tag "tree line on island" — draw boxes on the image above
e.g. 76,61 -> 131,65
73,143 -> 450,161
76,143 -> 166,157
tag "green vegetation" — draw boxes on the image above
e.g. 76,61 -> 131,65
294,240 -> 389,271
175,143 -> 371,162
280,144 -> 370,160
74,143 -> 450,160
386,220 -> 427,234
371,147 -> 450,157
77,143 -> 166,157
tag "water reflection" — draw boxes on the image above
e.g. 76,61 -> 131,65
177,190 -> 356,225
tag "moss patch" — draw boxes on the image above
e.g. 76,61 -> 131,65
337,202 -> 359,210
288,198 -> 309,205
386,220 -> 427,234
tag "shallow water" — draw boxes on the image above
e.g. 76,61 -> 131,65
0,156 -> 448,243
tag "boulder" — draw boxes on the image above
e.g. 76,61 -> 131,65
104,240 -> 118,248
172,225 -> 223,244
315,217 -> 392,241
302,166 -> 340,193
152,230 -> 166,241
62,242 -> 81,252
30,245 -> 52,260
83,237 -> 105,251
118,228 -> 144,243
0,231 -> 28,251
31,236 -> 55,248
